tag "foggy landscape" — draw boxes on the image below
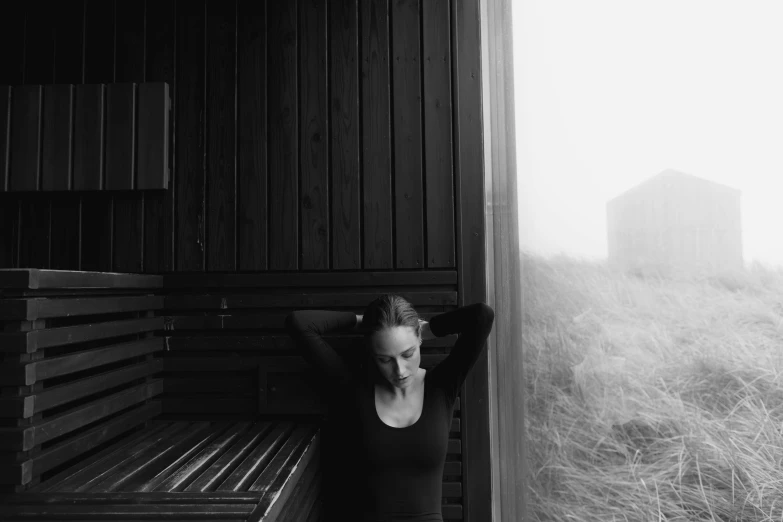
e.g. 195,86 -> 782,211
512,1 -> 783,520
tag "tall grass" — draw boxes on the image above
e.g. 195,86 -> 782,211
522,252 -> 783,521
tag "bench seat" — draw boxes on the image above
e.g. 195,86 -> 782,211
0,419 -> 321,522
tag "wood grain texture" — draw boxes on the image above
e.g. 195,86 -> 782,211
41,85 -> 74,192
206,0 -> 237,272
144,0 -> 177,273
137,83 -> 170,190
299,0 -> 329,270
391,0 -> 424,269
330,0 -> 361,270
53,0 -> 85,85
49,194 -> 81,270
360,0 -> 393,269
237,0 -> 268,271
175,0 -> 206,271
22,1 -> 55,85
113,193 -> 143,273
0,86 -> 10,192
9,86 -> 42,192
83,0 -> 116,84
17,194 -> 50,268
73,85 -> 105,190
423,0 -> 455,268
268,0 -> 299,271
453,0 -> 492,520
105,83 -> 137,190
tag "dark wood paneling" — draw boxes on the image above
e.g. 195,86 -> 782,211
115,1 -> 146,83
206,0 -> 237,272
105,83 -> 137,190
83,0 -> 116,84
392,0 -> 424,269
330,0 -> 361,270
423,0 -> 455,268
237,0 -> 268,271
299,0 -> 329,270
18,194 -> 50,269
23,3 -> 56,85
0,195 -> 19,268
175,0 -> 206,271
144,0 -> 177,273
49,195 -> 81,270
137,83 -> 170,190
73,85 -> 105,191
113,194 -> 143,273
268,0 -> 299,271
53,0 -> 85,85
360,0 -> 393,269
80,193 -> 113,272
0,86 -> 9,191
0,8 -> 25,85
9,86 -> 42,192
41,85 -> 74,192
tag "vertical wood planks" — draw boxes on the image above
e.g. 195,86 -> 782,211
268,0 -> 299,270
175,0 -> 207,271
299,0 -> 329,270
360,0 -> 393,269
81,0 -> 116,272
49,1 -> 85,271
391,0 -> 424,269
42,85 -> 75,191
330,0 -> 361,270
105,83 -> 137,190
23,2 -> 56,85
423,0 -> 455,268
18,194 -> 51,268
237,0 -> 268,271
0,86 -> 9,191
137,83 -> 170,190
9,86 -> 43,192
73,85 -> 105,190
145,0 -> 177,273
206,0 -> 237,272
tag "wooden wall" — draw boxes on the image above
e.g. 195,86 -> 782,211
0,0 -> 462,274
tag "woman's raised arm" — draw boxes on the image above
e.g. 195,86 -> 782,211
283,310 -> 360,385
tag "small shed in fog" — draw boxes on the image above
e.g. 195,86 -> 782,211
606,169 -> 743,274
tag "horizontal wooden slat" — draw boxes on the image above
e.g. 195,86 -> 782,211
163,271 -> 457,288
0,269 -> 163,290
165,311 -> 441,330
2,402 -> 162,486
3,492 -> 265,503
0,503 -> 256,518
0,295 -> 164,320
0,317 -> 165,354
217,423 -> 294,493
443,461 -> 461,476
0,359 -> 164,418
443,481 -> 462,497
443,504 -> 462,519
164,333 -> 457,352
2,338 -> 164,385
164,291 -> 457,310
0,380 -> 164,451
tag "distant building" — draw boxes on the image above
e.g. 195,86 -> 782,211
606,169 -> 743,274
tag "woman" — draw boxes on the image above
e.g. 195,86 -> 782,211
284,295 -> 495,522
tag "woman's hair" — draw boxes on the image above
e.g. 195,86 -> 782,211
361,294 -> 421,343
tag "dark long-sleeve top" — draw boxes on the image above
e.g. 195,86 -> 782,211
284,303 -> 495,522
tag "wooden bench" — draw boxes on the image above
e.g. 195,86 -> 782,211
0,269 -> 466,521
0,269 -> 322,521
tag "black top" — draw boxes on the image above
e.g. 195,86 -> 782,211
284,303 -> 495,522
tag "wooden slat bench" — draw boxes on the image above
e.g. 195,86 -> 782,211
0,270 -> 322,522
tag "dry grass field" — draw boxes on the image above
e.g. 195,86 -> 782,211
522,253 -> 783,521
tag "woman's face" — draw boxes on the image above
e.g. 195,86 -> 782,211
370,325 -> 422,389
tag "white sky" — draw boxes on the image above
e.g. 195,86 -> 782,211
511,0 -> 783,268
